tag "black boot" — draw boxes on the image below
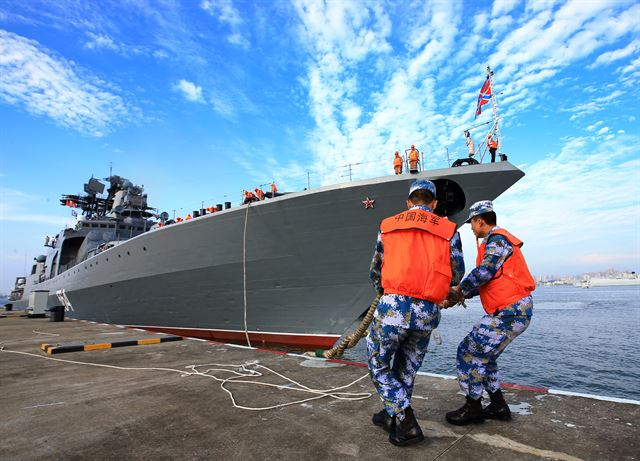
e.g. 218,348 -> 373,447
389,407 -> 424,446
445,396 -> 484,426
372,409 -> 394,433
484,389 -> 511,421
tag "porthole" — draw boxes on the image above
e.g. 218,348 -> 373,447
127,251 -> 130,255
143,247 -> 147,251
118,254 -> 121,258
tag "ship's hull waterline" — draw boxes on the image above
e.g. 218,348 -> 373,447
13,162 -> 524,348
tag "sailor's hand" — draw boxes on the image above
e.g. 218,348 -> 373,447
441,286 -> 463,309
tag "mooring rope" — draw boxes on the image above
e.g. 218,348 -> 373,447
0,344 -> 371,411
242,202 -> 252,348
310,293 -> 381,359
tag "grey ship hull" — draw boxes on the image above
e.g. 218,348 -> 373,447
14,162 -> 523,348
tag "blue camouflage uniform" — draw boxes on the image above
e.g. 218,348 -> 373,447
367,204 -> 465,420
456,226 -> 533,400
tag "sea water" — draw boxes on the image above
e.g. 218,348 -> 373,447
341,285 -> 640,401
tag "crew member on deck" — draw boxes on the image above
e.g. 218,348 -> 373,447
442,200 -> 535,426
270,182 -> 278,197
243,190 -> 258,204
393,151 -> 403,175
464,131 -> 475,158
408,145 -> 420,173
368,179 -> 464,447
186,214 -> 193,220
487,135 -> 498,163
255,187 -> 265,201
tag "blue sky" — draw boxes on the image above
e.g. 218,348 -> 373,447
1,0 -> 639,292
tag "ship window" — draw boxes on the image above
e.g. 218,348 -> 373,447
119,225 -> 125,230
100,224 -> 106,228
143,247 -> 147,251
118,254 -> 121,258
137,227 -> 143,231
127,251 -> 130,255
106,258 -> 109,262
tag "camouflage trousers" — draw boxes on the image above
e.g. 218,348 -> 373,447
366,309 -> 440,419
456,298 -> 533,400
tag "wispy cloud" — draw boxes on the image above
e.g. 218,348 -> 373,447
456,134 -> 640,274
590,39 -> 639,68
201,0 -> 250,49
0,187 -> 73,226
0,30 -> 130,137
174,79 -> 204,103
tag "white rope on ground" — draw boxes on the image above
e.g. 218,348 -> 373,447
33,330 -> 60,336
0,345 -> 371,411
242,202 -> 252,348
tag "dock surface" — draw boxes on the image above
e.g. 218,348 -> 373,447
1,314 -> 638,460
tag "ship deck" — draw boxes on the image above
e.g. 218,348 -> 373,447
1,312 -> 638,460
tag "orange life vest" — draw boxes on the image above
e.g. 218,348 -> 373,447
186,214 -> 192,220
270,183 -> 278,194
380,209 -> 456,303
255,188 -> 265,200
488,138 -> 498,149
476,228 -> 535,314
409,149 -> 419,161
393,155 -> 403,167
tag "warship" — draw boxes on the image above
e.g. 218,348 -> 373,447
6,162 -> 524,348
6,67 -> 520,349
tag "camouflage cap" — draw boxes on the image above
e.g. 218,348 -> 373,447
408,179 -> 436,198
466,200 -> 494,222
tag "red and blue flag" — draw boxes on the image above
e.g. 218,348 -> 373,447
475,76 -> 492,118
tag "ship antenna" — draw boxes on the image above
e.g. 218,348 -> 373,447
109,161 -> 113,178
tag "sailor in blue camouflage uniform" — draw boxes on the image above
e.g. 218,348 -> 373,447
443,200 -> 535,425
367,179 -> 464,446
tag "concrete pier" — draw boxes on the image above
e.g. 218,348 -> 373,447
1,313 -> 638,460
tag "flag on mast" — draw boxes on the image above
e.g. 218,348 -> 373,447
475,75 -> 492,118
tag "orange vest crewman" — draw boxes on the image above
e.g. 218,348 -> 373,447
186,214 -> 192,220
368,179 -> 464,445
408,145 -> 420,172
270,182 -> 278,195
444,199 -> 535,426
255,187 -> 265,200
393,151 -> 403,175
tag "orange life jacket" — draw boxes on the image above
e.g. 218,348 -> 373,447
393,155 -> 403,167
270,183 -> 278,194
255,188 -> 265,200
176,217 -> 183,222
380,209 -> 456,303
476,228 -> 536,314
488,138 -> 498,149
409,149 -> 419,161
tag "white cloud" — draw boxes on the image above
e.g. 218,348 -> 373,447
201,0 -> 250,49
590,40 -> 640,67
492,0 -> 521,17
0,30 -> 129,137
174,79 -> 204,103
476,135 -> 640,274
597,126 -> 609,135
